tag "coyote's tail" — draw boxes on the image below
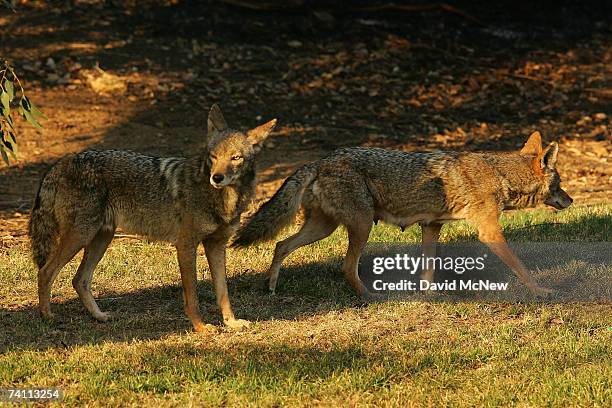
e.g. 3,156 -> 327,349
232,162 -> 319,247
28,174 -> 59,269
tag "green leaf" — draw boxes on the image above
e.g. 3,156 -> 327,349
0,90 -> 9,111
0,145 -> 9,165
4,80 -> 14,101
7,132 -> 17,156
29,100 -> 48,120
20,96 -> 31,112
1,135 -> 16,160
23,109 -> 42,129
1,106 -> 14,129
7,143 -> 17,159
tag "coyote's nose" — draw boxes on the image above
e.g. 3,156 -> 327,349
212,174 -> 224,184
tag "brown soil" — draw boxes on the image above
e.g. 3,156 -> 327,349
1,0 -> 610,244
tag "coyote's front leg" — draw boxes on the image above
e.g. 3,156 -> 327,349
203,236 -> 250,329
474,209 -> 552,296
176,237 -> 217,333
420,222 -> 442,284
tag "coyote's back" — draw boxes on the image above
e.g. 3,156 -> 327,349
29,150 -> 193,269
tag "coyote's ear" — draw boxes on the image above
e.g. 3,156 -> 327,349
520,131 -> 543,155
539,142 -> 558,170
207,104 -> 228,138
247,118 -> 277,147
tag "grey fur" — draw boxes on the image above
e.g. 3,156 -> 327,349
29,105 -> 276,332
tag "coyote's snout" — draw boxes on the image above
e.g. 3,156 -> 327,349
233,131 -> 572,297
544,179 -> 573,210
545,186 -> 573,210
29,104 -> 276,332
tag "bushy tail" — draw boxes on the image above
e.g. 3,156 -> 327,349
28,175 -> 59,269
232,162 -> 319,247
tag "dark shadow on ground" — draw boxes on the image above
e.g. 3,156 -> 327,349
502,213 -> 611,241
0,257 -> 355,353
2,213 -> 609,353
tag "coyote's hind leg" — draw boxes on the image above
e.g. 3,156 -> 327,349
342,216 -> 372,296
267,209 -> 338,293
39,229 -> 96,319
72,228 -> 115,322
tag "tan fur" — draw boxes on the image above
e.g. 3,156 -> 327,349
234,131 -> 573,296
28,105 -> 276,332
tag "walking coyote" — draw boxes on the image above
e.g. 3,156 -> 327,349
233,131 -> 572,296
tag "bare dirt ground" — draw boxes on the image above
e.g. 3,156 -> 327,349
0,0 -> 610,244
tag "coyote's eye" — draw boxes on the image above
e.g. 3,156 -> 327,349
231,155 -> 243,161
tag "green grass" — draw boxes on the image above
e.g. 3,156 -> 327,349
0,204 -> 610,407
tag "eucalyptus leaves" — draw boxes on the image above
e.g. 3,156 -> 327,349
1,60 -> 46,165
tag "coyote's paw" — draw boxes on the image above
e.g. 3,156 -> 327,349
531,286 -> 555,298
193,322 -> 219,334
267,280 -> 279,295
225,318 -> 251,330
93,312 -> 112,323
260,278 -> 276,294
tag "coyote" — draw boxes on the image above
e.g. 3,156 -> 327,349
29,105 -> 276,332
233,131 -> 573,296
